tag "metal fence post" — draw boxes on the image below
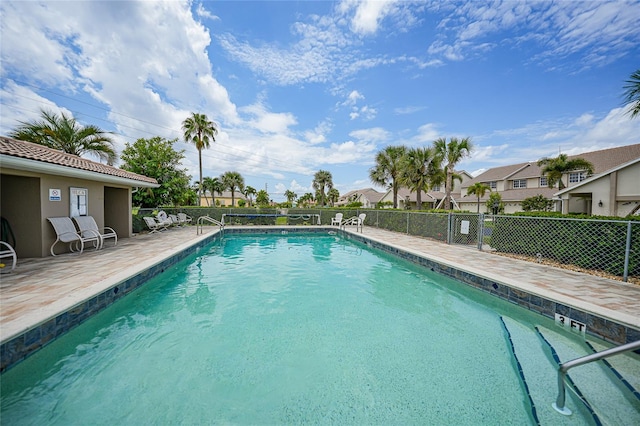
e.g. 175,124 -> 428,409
406,212 -> 410,234
624,221 -> 632,282
447,212 -> 452,244
477,213 -> 484,251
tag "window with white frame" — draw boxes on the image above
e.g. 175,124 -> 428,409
569,172 -> 587,183
539,176 -> 548,187
489,181 -> 497,189
432,184 -> 441,192
512,179 -> 527,189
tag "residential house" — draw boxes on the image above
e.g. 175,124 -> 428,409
200,190 -> 247,207
0,136 -> 158,258
335,188 -> 385,208
459,144 -> 640,216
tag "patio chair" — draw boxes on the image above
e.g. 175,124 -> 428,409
178,212 -> 193,225
341,213 -> 366,232
157,210 -> 174,227
169,214 -> 182,227
47,217 -> 100,256
73,216 -> 117,249
143,216 -> 167,234
0,241 -> 17,273
331,213 -> 343,226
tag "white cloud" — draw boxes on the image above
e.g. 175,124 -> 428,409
349,127 -> 391,142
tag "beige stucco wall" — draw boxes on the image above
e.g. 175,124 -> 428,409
1,167 -> 134,257
617,162 -> 640,196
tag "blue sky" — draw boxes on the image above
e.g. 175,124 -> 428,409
1,1 -> 639,202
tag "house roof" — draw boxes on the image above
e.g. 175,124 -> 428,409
465,144 -> 640,187
337,187 -> 385,204
0,136 -> 158,187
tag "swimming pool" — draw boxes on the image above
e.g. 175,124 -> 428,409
1,233 -> 637,424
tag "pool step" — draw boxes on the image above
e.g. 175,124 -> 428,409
500,316 -> 596,425
536,325 -> 640,425
586,340 -> 640,401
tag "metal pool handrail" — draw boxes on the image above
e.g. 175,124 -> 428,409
197,215 -> 224,235
552,339 -> 640,415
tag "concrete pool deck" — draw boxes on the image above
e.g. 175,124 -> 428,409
1,225 -> 639,359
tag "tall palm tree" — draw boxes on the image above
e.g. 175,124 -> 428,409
369,145 -> 408,209
202,176 -> 223,207
327,188 -> 340,207
466,182 -> 491,213
434,137 -> 474,210
284,190 -> 297,205
221,171 -> 244,207
312,170 -> 333,207
537,154 -> 594,189
9,109 -> 117,164
182,113 -> 218,205
399,146 -> 440,210
244,186 -> 257,207
623,68 -> 640,119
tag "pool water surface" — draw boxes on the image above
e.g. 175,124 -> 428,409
2,234 -> 592,424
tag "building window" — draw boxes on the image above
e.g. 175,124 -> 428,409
540,177 -> 547,187
432,184 -> 441,192
569,172 -> 587,183
488,181 -> 497,189
512,179 -> 527,189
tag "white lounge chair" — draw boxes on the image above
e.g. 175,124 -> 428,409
0,241 -> 17,272
178,213 -> 192,225
47,217 -> 100,256
143,216 -> 167,234
169,214 -> 182,227
331,213 -> 343,226
157,210 -> 173,227
341,213 -> 366,232
73,216 -> 117,249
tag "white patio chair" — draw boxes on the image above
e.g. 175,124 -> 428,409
0,241 -> 17,272
169,214 -> 182,227
143,216 -> 167,234
157,210 -> 173,227
47,217 -> 100,256
178,213 -> 193,225
73,216 -> 117,249
331,213 -> 343,226
341,213 -> 366,232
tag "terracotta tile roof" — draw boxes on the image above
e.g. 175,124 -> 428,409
0,136 -> 157,185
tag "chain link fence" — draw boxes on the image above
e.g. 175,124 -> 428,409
136,207 -> 639,281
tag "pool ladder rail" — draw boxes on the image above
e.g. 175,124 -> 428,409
553,339 -> 640,415
196,215 -> 224,235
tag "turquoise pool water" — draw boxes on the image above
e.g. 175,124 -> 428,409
1,234 -> 597,424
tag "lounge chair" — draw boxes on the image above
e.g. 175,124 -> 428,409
0,241 -> 17,272
143,216 -> 167,234
177,213 -> 192,225
47,217 -> 100,256
157,210 -> 173,227
331,213 -> 343,226
341,213 -> 366,232
169,214 -> 182,227
73,216 -> 117,249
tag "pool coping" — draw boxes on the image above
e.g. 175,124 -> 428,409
1,226 -> 638,373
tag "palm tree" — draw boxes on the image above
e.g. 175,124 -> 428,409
399,146 -> 440,210
298,193 -> 315,208
221,171 -> 244,207
284,190 -> 297,205
312,170 -> 333,207
182,113 -> 218,205
327,188 -> 340,207
623,68 -> 640,119
434,137 -> 473,210
369,145 -> 408,208
537,154 -> 594,189
244,186 -> 257,207
202,176 -> 223,206
466,182 -> 491,213
9,109 -> 117,164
